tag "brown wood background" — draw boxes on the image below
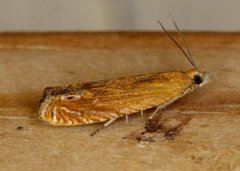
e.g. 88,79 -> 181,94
0,32 -> 240,171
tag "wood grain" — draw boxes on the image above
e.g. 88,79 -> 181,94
0,32 -> 240,171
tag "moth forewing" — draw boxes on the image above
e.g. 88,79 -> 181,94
39,70 -> 198,126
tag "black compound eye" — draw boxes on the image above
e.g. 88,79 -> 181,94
193,75 -> 203,85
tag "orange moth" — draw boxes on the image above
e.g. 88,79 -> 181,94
39,19 -> 212,134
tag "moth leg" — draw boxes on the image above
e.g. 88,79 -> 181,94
125,115 -> 129,122
104,117 -> 118,127
141,110 -> 144,116
90,118 -> 118,136
149,106 -> 161,120
144,106 -> 163,132
145,110 -> 163,132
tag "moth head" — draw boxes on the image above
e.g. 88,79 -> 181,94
158,18 -> 212,87
186,69 -> 213,87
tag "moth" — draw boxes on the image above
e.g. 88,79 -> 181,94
39,19 -> 212,134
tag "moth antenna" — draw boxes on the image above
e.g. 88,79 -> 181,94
169,13 -> 198,70
157,20 -> 198,71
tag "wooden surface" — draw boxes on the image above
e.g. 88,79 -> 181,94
0,32 -> 240,171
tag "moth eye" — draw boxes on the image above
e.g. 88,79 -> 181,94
193,75 -> 203,85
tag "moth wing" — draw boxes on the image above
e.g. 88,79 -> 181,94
40,71 -> 194,126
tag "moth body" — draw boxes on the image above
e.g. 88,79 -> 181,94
39,69 -> 212,126
39,19 -> 213,129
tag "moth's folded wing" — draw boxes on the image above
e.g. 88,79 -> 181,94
40,71 -> 193,126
